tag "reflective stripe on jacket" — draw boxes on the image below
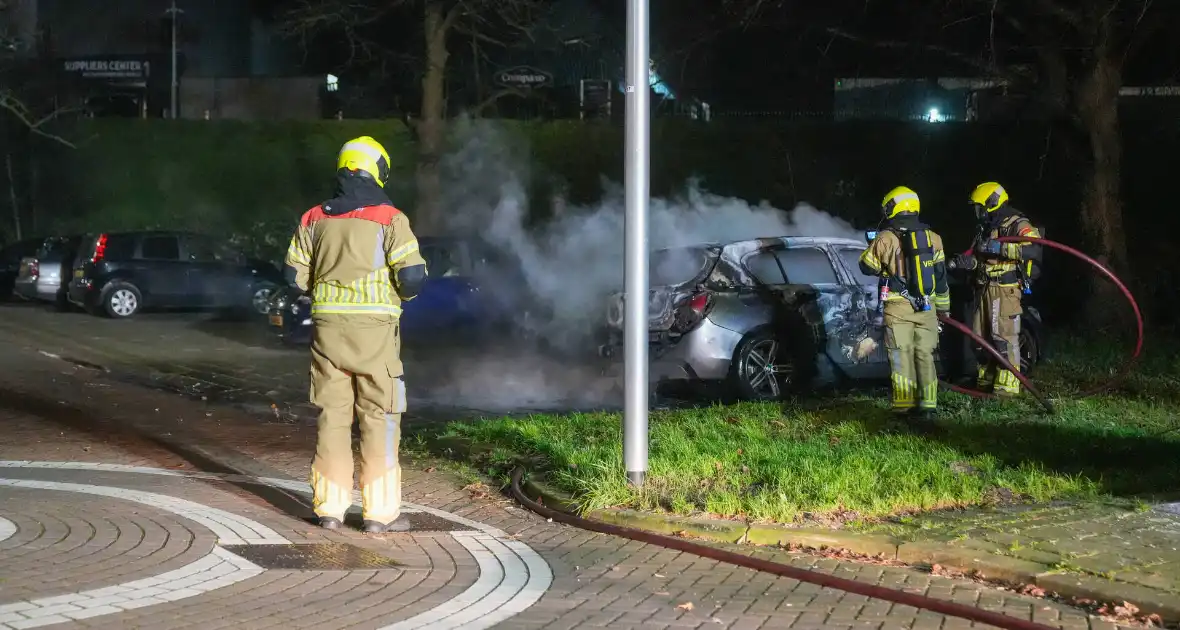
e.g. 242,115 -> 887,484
284,204 -> 427,317
858,228 -> 951,311
977,215 -> 1042,286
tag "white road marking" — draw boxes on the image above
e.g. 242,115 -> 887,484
0,461 -> 553,630
0,547 -> 262,629
0,479 -> 289,545
0,517 -> 15,544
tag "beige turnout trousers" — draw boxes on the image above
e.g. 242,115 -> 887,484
308,313 -> 405,523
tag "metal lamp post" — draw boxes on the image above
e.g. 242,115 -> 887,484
623,0 -> 650,487
165,0 -> 183,119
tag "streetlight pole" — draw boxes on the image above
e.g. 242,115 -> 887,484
623,0 -> 650,487
166,0 -> 182,119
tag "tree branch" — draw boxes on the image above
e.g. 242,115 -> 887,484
1029,0 -> 1084,29
821,26 -> 998,76
0,93 -> 77,148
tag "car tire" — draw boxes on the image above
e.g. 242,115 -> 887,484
100,283 -> 142,319
728,327 -> 807,401
249,283 -> 277,316
1019,326 -> 1040,376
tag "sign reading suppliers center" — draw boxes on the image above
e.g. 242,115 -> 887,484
62,59 -> 152,80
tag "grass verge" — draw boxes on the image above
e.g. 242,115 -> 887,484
440,334 -> 1180,524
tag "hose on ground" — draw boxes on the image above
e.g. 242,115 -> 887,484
938,315 -> 1054,413
509,468 -> 1059,630
943,236 -> 1143,403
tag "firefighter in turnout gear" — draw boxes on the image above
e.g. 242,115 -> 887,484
284,136 -> 428,533
859,186 -> 952,419
948,182 -> 1042,396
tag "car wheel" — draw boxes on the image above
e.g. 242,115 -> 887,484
1019,326 -> 1039,376
250,283 -> 276,316
729,328 -> 796,401
101,283 -> 142,319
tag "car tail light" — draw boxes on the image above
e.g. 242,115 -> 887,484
672,291 -> 713,333
91,234 -> 108,262
28,260 -> 39,278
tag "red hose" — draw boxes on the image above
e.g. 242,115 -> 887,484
509,468 -> 1059,630
939,315 -> 1053,413
945,236 -> 1143,401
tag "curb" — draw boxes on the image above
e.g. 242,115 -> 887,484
516,471 -> 1180,623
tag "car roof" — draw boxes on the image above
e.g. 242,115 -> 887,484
657,236 -> 864,261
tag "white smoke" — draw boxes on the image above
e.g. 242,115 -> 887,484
415,119 -> 864,412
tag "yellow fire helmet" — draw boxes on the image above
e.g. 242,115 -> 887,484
969,182 -> 1009,214
881,185 -> 920,219
336,136 -> 391,188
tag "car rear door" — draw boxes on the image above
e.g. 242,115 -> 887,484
182,234 -> 247,307
134,235 -> 189,306
746,244 -> 879,380
827,244 -> 891,377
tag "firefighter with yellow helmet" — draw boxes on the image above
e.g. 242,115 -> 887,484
859,186 -> 951,419
948,182 -> 1042,396
284,136 -> 428,532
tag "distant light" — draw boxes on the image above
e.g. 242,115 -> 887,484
927,108 -> 943,123
326,74 -> 339,92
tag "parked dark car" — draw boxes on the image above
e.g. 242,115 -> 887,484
67,231 -> 285,318
597,236 -> 1045,400
0,237 -> 44,300
267,236 -> 540,345
14,235 -> 84,309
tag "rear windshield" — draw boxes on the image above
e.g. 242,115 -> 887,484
37,237 -> 77,258
651,247 -> 714,286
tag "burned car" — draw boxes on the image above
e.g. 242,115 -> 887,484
598,236 -> 1045,400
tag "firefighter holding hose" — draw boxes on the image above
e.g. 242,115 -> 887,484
284,136 -> 428,532
948,182 -> 1043,397
860,186 -> 952,420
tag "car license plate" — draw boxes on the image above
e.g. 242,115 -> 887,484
73,268 -> 84,278
269,314 -> 283,327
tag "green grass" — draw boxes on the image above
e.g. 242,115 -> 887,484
439,333 -> 1180,525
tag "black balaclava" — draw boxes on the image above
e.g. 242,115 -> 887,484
888,212 -> 928,232
322,170 -> 392,216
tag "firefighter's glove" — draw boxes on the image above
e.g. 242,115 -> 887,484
947,253 -> 977,271
976,239 -> 1003,256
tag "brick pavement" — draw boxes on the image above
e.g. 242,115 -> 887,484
0,304 -> 1134,629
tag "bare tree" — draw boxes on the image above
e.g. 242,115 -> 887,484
282,0 -> 548,234
0,10 -> 78,240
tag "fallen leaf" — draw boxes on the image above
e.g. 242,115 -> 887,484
725,417 -> 740,424
676,602 -> 694,611
1019,584 -> 1046,598
654,573 -> 666,578
423,466 -> 436,473
735,448 -> 744,456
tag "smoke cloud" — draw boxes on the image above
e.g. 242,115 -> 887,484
413,119 -> 864,412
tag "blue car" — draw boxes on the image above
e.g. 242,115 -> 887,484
266,237 -> 534,345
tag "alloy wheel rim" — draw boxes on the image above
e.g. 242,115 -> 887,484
111,289 -> 137,316
743,338 -> 791,399
252,288 -> 273,314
